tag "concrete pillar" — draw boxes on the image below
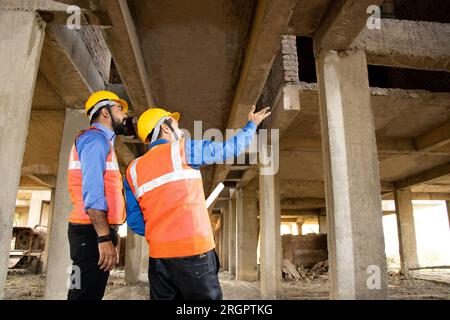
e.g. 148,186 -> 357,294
319,212 -> 328,234
316,49 -> 387,299
125,228 -> 142,284
228,198 -> 237,277
27,191 -> 50,228
394,189 -> 419,274
296,220 -> 304,235
0,10 -> 45,300
42,189 -> 55,274
446,201 -> 450,231
220,207 -> 229,271
45,109 -> 88,299
140,237 -> 149,276
236,184 -> 259,281
259,157 -> 282,299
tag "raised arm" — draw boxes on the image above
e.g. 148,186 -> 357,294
186,106 -> 271,168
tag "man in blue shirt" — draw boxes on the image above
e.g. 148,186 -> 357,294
67,90 -> 128,300
124,105 -> 270,300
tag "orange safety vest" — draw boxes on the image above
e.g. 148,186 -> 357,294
126,138 -> 215,258
68,127 -> 125,225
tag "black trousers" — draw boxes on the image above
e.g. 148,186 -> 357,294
148,249 -> 223,300
67,223 -> 118,300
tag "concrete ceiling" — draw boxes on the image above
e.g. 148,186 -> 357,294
127,0 -> 256,132
277,84 -> 450,198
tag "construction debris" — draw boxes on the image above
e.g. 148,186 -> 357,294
282,259 -> 302,280
282,259 -> 329,281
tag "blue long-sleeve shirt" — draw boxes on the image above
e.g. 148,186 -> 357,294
125,121 -> 257,236
76,123 -> 116,212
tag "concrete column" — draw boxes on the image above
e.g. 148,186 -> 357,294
125,228 -> 142,284
296,220 -> 304,235
236,183 -> 259,281
316,49 -> 387,299
220,207 -> 229,271
259,158 -> 282,299
45,109 -> 88,299
42,189 -> 55,273
446,201 -> 450,231
394,189 -> 419,274
319,211 -> 328,234
27,191 -> 50,228
0,10 -> 45,300
140,237 -> 149,276
228,198 -> 237,277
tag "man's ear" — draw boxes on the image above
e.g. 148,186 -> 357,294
101,107 -> 110,118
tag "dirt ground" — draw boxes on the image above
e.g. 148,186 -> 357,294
4,269 -> 450,300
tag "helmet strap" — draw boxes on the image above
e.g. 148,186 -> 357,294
165,119 -> 179,141
150,117 -> 179,143
88,100 -> 113,121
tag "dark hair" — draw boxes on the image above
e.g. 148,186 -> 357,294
88,100 -> 113,124
146,118 -> 173,142
89,108 -> 103,125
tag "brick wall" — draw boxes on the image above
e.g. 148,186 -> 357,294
79,26 -> 111,82
256,35 -> 299,112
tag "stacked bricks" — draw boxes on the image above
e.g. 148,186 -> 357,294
79,26 -> 111,82
281,35 -> 299,83
257,35 -> 299,114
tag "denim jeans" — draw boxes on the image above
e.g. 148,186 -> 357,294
67,223 -> 118,300
148,249 -> 223,300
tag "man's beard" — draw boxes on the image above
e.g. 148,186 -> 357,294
112,116 -> 127,135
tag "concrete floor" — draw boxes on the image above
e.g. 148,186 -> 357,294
4,269 -> 450,300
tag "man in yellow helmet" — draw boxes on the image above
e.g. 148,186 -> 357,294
124,105 -> 270,300
67,90 -> 128,300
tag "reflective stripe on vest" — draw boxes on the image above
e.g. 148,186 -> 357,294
129,140 -> 201,199
127,139 -> 215,258
68,127 -> 125,225
68,145 -> 120,171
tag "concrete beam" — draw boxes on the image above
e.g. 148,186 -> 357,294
314,0 -> 384,51
0,0 -> 68,12
26,174 -> 56,188
279,209 -> 321,217
101,0 -> 154,113
415,121 -> 450,152
281,197 -> 326,209
0,10 -> 45,300
396,162 -> 450,190
353,19 -> 450,72
39,21 -> 108,108
383,192 -> 450,201
57,0 -> 154,113
264,83 -> 301,136
282,135 -> 450,156
210,0 -> 298,196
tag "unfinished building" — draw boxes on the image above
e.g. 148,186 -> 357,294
1,0 -> 450,300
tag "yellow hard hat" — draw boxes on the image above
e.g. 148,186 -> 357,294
85,90 -> 128,117
137,108 -> 180,143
